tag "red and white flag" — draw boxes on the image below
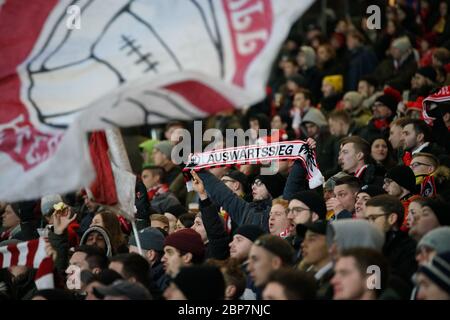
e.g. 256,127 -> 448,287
0,238 -> 54,290
0,0 -> 313,201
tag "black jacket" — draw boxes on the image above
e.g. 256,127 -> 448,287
383,230 -> 417,286
200,197 -> 230,260
198,171 -> 272,232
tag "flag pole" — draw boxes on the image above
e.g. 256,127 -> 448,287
104,128 -> 143,256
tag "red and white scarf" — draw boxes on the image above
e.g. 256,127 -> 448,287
422,86 -> 450,126
184,140 -> 324,189
0,238 -> 54,290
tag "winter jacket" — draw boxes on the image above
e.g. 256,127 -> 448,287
151,191 -> 181,214
383,230 -> 417,286
199,197 -> 230,260
345,46 -> 378,91
283,160 -> 309,201
372,52 -> 418,91
48,230 -> 70,276
198,171 -> 272,232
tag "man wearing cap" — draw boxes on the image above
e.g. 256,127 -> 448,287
354,184 -> 385,219
383,165 -> 418,231
161,228 -> 205,279
298,220 -> 333,299
152,140 -> 186,204
364,195 -> 417,285
320,74 -> 344,113
416,252 -> 450,300
247,234 -> 295,296
128,227 -> 166,290
197,168 -> 285,232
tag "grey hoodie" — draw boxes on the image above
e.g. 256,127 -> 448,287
326,220 -> 385,252
301,107 -> 328,128
80,225 -> 113,257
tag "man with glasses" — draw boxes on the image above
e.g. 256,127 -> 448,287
364,194 -> 417,285
383,165 -> 418,231
410,152 -> 449,197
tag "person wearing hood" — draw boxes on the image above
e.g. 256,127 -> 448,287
197,169 -> 285,233
365,195 -> 417,286
80,225 -> 114,257
297,45 -> 321,100
342,91 -> 372,128
300,105 -> 336,176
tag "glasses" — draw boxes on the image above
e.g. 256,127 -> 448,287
365,213 -> 391,222
286,207 -> 311,215
410,162 -> 432,169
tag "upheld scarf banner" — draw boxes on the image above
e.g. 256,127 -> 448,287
184,140 -> 324,189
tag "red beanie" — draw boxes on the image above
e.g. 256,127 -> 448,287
164,228 -> 205,260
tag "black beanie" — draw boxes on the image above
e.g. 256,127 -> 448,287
357,184 -> 386,198
416,66 -> 437,82
173,265 -> 225,300
385,165 -> 416,193
256,173 -> 286,199
375,94 -> 398,115
423,198 -> 450,226
234,224 -> 266,242
290,191 -> 327,220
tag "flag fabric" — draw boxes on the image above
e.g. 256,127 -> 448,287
0,238 -> 54,290
0,0 -> 314,201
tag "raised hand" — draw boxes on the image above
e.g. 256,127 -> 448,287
306,138 -> 317,150
191,170 -> 207,200
53,205 -> 77,235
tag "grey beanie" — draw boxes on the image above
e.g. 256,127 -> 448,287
40,194 -> 63,216
80,226 -> 113,257
326,220 -> 385,252
154,140 -> 173,159
300,46 -> 316,69
417,227 -> 450,254
343,91 -> 364,110
391,36 -> 411,55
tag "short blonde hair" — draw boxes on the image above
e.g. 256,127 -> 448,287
272,198 -> 289,209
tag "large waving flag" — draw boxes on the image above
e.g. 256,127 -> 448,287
0,0 -> 313,201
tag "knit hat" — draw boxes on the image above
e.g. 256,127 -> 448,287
296,220 -> 328,238
416,66 -> 437,82
129,227 -> 165,252
172,265 -> 225,300
253,234 -> 295,265
234,224 -> 266,242
374,94 -> 398,114
357,184 -> 386,198
385,165 -> 417,193
417,252 -> 450,295
40,194 -> 63,216
417,227 -> 450,254
322,75 -> 343,93
422,198 -> 450,226
255,173 -> 286,199
287,74 -> 307,88
164,228 -> 205,260
299,46 -> 316,68
164,204 -> 188,218
93,280 -> 152,300
343,91 -> 364,110
224,170 -> 248,189
391,36 -> 412,55
290,190 -> 327,220
154,140 -> 173,159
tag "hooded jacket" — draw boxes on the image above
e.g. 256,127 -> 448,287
79,225 -> 113,257
326,220 -> 385,252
